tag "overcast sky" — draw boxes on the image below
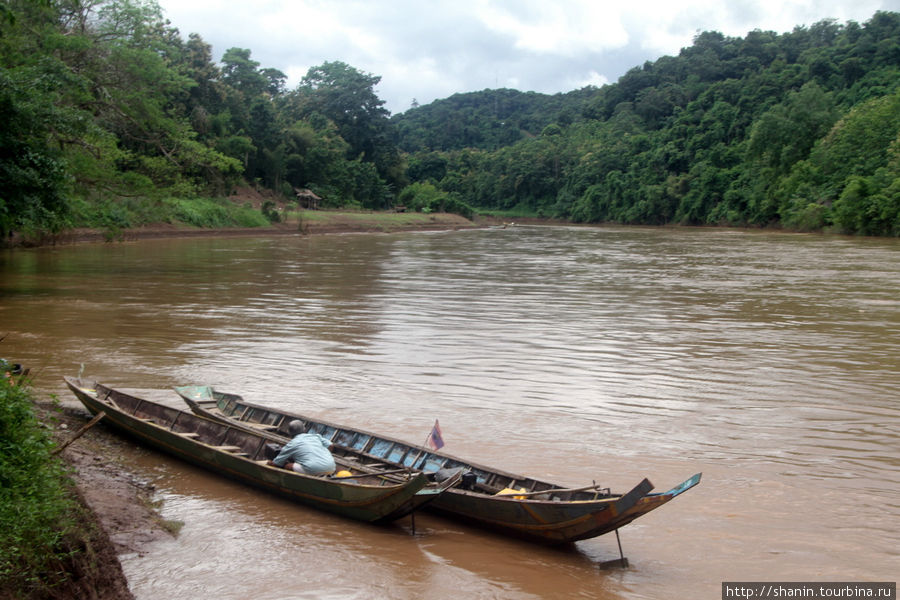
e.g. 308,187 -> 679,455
155,0 -> 898,115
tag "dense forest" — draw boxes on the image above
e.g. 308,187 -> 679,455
396,13 -> 900,236
2,1 -> 899,239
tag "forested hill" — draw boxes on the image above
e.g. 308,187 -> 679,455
391,88 -> 594,152
398,12 -> 900,236
1,1 -> 899,240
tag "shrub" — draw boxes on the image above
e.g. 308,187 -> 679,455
398,182 -> 475,219
0,377 -> 79,595
163,197 -> 270,228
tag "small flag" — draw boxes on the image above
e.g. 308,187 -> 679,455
427,419 -> 444,450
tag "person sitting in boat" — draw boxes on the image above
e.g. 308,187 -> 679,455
267,420 -> 336,476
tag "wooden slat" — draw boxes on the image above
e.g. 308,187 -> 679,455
215,445 -> 245,452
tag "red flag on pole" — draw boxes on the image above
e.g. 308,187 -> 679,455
427,419 -> 444,450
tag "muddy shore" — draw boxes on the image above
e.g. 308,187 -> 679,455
51,404 -> 175,558
33,402 -> 169,600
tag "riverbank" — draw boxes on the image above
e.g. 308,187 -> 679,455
7,210 -> 480,248
50,402 -> 176,555
26,400 -> 174,600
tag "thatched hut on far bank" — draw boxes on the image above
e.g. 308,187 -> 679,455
295,188 -> 322,210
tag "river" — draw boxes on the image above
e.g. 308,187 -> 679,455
1,225 -> 897,599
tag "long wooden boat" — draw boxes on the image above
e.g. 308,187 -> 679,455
176,385 -> 701,545
64,377 -> 458,524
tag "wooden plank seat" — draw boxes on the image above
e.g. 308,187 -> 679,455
242,422 -> 280,432
215,445 -> 249,457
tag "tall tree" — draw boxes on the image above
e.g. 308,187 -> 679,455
299,61 -> 388,154
296,61 -> 403,192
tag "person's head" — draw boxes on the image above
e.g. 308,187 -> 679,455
288,420 -> 306,436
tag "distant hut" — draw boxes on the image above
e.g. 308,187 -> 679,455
294,188 -> 322,210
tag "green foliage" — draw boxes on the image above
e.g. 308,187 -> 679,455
398,182 -> 444,211
0,0 -> 415,238
402,11 -> 900,236
832,172 -> 900,236
298,61 -> 389,159
3,1 -> 899,238
285,61 -> 405,197
747,82 -> 839,174
0,377 -> 79,595
0,65 -> 71,238
261,200 -> 281,223
397,182 -> 474,218
392,88 -> 593,152
164,197 -> 270,228
785,88 -> 900,234
221,47 -> 270,98
0,0 -> 251,240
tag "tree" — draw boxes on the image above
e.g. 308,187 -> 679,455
179,33 -> 227,138
299,61 -> 389,157
221,47 -> 268,98
296,61 -> 404,192
747,82 -> 839,174
0,69 -> 70,236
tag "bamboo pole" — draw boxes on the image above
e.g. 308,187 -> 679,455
498,483 -> 608,498
52,412 -> 106,455
331,467 -> 412,479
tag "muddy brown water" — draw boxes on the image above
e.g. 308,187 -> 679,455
1,226 -> 897,599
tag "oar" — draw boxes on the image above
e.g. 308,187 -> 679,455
331,467 -> 413,479
51,412 -> 106,455
500,482 -> 611,498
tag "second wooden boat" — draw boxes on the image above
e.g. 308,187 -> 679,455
176,385 -> 701,544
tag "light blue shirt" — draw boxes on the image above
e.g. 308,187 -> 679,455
272,433 -> 336,475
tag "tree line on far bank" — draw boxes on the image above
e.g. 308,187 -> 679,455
2,1 -> 899,239
396,13 -> 900,236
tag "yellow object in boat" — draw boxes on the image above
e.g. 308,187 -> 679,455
495,487 -> 527,500
335,470 -> 353,478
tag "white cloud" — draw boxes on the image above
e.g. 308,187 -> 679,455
473,1 -> 630,55
573,71 -> 611,90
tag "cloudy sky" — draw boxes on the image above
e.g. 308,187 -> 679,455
155,0 -> 898,115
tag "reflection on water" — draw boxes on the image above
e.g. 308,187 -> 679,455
1,226 -> 898,599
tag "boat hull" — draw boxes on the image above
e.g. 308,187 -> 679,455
65,378 -> 438,524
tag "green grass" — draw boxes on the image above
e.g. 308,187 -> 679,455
17,196 -> 476,246
69,195 -> 272,231
164,197 -> 270,228
0,379 -> 82,596
290,209 -> 466,230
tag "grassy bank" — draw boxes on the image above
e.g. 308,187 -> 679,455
63,188 -> 477,240
7,207 -> 478,247
294,209 -> 476,233
0,374 -> 130,599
